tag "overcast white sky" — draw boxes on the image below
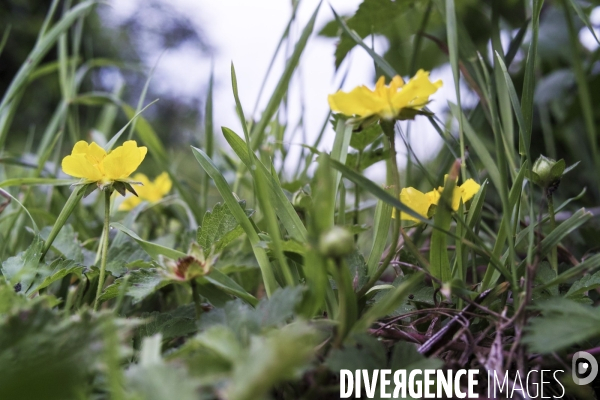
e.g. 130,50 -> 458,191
106,0 -> 467,178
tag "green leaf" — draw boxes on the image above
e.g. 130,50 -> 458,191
105,241 -> 151,277
226,322 -> 319,400
366,199 -> 392,276
390,341 -> 443,373
353,273 -> 422,332
41,185 -> 86,259
566,270 -> 600,298
126,335 -> 199,400
197,201 -> 252,254
536,253 -> 600,293
256,286 -> 304,327
221,127 -> 308,242
136,304 -> 197,341
99,268 -> 170,304
110,222 -> 187,261
1,236 -> 43,289
202,268 -> 258,307
191,146 -> 279,297
345,147 -> 389,170
332,0 -> 409,69
349,123 -> 382,151
0,178 -> 75,188
126,364 -> 198,400
193,325 -> 243,363
429,171 -> 456,285
26,258 -> 84,295
40,224 -> 91,264
524,298 -> 600,353
0,305 -> 123,400
330,6 -> 397,78
326,333 -> 387,372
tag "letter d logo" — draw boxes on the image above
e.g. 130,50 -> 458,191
572,351 -> 598,385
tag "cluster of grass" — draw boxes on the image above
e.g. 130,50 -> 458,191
2,0 -> 600,399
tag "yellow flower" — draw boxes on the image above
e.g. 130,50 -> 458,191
62,140 -> 147,185
397,178 -> 481,222
118,172 -> 172,211
328,70 -> 442,120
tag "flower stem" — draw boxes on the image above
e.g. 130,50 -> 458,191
190,279 -> 202,319
353,150 -> 362,242
94,190 -> 111,311
357,120 -> 400,297
547,191 -> 558,272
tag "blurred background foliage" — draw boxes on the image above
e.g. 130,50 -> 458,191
0,0 -> 209,151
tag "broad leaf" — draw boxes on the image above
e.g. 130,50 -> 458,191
524,298 -> 600,353
197,201 -> 253,254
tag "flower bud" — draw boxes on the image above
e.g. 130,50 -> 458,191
530,155 -> 565,189
319,226 -> 354,258
292,189 -> 312,210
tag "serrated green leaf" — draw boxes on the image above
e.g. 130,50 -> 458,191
136,304 -> 197,341
106,241 -> 151,277
110,222 -> 187,261
26,258 -> 84,295
566,270 -> 600,298
99,268 -> 170,304
197,201 -> 252,254
256,286 -> 304,327
333,0 -> 410,69
349,123 -> 382,151
226,322 -> 319,400
524,298 -> 600,353
0,305 -> 123,400
345,147 -> 389,170
126,363 -> 199,400
326,333 -> 387,372
1,236 -> 43,289
40,224 -> 90,264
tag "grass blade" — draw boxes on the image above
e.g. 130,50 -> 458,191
191,146 -> 279,297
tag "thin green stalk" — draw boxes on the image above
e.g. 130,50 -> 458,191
190,279 -> 202,319
94,190 -> 111,311
353,150 -> 362,242
357,120 -> 400,298
332,258 -> 356,347
547,192 -> 558,272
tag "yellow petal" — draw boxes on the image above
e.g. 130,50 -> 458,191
398,187 -> 432,222
389,75 -> 404,91
131,173 -> 151,186
61,154 -> 103,181
102,141 -> 147,181
426,189 -> 441,205
72,141 -> 91,155
459,179 -> 481,203
118,195 -> 141,211
154,172 -> 173,196
71,141 -> 107,165
86,142 -> 108,165
450,187 -> 463,211
392,69 -> 442,111
328,86 -> 383,118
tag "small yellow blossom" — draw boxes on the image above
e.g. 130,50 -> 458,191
328,70 -> 442,120
62,140 -> 147,185
398,178 -> 481,222
119,172 -> 172,211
